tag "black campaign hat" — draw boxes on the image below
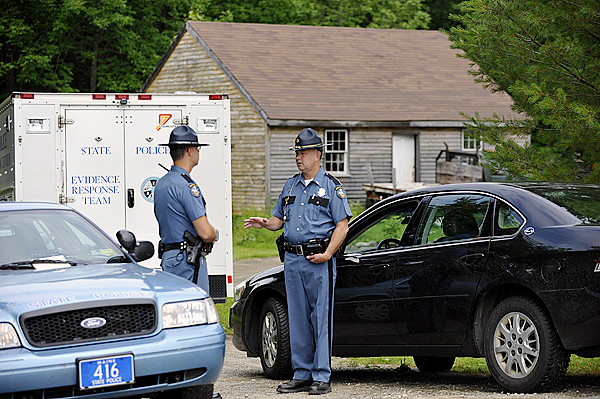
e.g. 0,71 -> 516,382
159,126 -> 210,147
288,128 -> 331,151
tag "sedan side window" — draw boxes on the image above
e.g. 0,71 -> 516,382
416,194 -> 491,245
494,200 -> 524,236
345,203 -> 417,254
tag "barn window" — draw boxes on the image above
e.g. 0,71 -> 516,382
462,130 -> 480,151
324,129 -> 348,175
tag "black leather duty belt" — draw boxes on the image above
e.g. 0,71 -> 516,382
283,238 -> 330,256
163,242 -> 187,251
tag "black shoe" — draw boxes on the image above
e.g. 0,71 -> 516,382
213,393 -> 222,399
308,381 -> 331,395
276,379 -> 313,393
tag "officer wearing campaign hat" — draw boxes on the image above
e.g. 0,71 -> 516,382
245,127 -> 352,395
154,125 -> 216,294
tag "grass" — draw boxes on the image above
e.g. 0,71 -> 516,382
216,297 -> 234,335
336,355 -> 600,376
232,209 -> 279,260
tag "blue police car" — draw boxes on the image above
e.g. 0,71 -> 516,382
0,202 -> 224,399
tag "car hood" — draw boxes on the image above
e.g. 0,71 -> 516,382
0,263 -> 205,320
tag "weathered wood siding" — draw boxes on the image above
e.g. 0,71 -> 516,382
145,32 -> 266,213
268,127 -> 392,206
346,128 -> 392,202
267,128 -> 301,207
418,128 -> 463,183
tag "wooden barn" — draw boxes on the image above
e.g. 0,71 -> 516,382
141,21 -> 518,213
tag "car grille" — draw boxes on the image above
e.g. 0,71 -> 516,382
21,302 -> 157,347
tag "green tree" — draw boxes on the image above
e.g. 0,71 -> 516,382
423,0 -> 462,30
0,0 -> 193,98
447,0 -> 600,182
1,0 -> 431,98
190,0 -> 430,30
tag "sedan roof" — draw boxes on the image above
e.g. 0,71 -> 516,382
369,181 -> 591,228
0,202 -> 71,211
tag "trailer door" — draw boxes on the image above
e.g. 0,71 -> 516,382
123,107 -> 183,257
189,104 -> 232,299
64,108 -> 126,234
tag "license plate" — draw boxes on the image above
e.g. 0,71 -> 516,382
78,353 -> 135,390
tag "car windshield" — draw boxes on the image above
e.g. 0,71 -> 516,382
0,209 -> 129,269
524,184 -> 600,224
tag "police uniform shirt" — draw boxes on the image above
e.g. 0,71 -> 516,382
272,167 -> 352,244
154,165 -> 206,244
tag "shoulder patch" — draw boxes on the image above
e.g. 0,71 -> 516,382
189,183 -> 200,197
335,185 -> 346,199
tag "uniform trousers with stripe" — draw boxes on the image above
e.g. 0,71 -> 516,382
284,252 -> 336,383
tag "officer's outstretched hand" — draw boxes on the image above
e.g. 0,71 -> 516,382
244,216 -> 284,232
244,217 -> 269,229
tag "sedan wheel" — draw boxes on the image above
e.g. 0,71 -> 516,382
484,296 -> 569,393
259,297 -> 293,379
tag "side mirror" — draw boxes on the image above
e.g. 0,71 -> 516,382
133,241 -> 155,262
116,230 -> 155,262
117,230 -> 136,252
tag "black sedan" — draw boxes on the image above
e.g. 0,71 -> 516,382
230,182 -> 600,393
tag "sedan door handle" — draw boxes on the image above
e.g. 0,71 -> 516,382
369,264 -> 389,275
460,252 -> 486,265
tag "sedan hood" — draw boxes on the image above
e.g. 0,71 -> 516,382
0,264 -> 204,319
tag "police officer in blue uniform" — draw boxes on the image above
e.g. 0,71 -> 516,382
244,128 -> 352,395
153,126 -> 217,294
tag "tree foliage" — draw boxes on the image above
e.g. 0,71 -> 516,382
1,0 -> 433,98
189,0 -> 430,30
0,0 -> 193,98
423,0 -> 462,30
447,0 -> 600,182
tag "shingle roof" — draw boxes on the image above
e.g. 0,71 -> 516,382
185,21 -> 517,123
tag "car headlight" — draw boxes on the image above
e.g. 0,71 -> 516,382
0,323 -> 21,349
162,299 -> 219,329
234,280 -> 246,302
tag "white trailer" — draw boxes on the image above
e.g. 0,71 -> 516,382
0,92 -> 233,301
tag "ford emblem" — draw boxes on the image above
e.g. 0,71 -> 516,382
80,317 -> 107,329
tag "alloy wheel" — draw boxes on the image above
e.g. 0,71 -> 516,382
492,311 -> 539,378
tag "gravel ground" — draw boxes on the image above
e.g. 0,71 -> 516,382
215,335 -> 600,399
219,257 -> 600,399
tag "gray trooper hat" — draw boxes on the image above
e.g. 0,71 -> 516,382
159,126 -> 210,147
288,128 -> 332,151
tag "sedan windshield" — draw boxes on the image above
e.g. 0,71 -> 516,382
0,209 -> 128,268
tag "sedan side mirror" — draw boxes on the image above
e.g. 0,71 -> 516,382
117,230 -> 136,251
116,229 -> 155,262
133,241 -> 155,262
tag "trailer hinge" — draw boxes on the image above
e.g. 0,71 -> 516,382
59,194 -> 75,204
58,116 -> 75,126
173,116 -> 189,126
